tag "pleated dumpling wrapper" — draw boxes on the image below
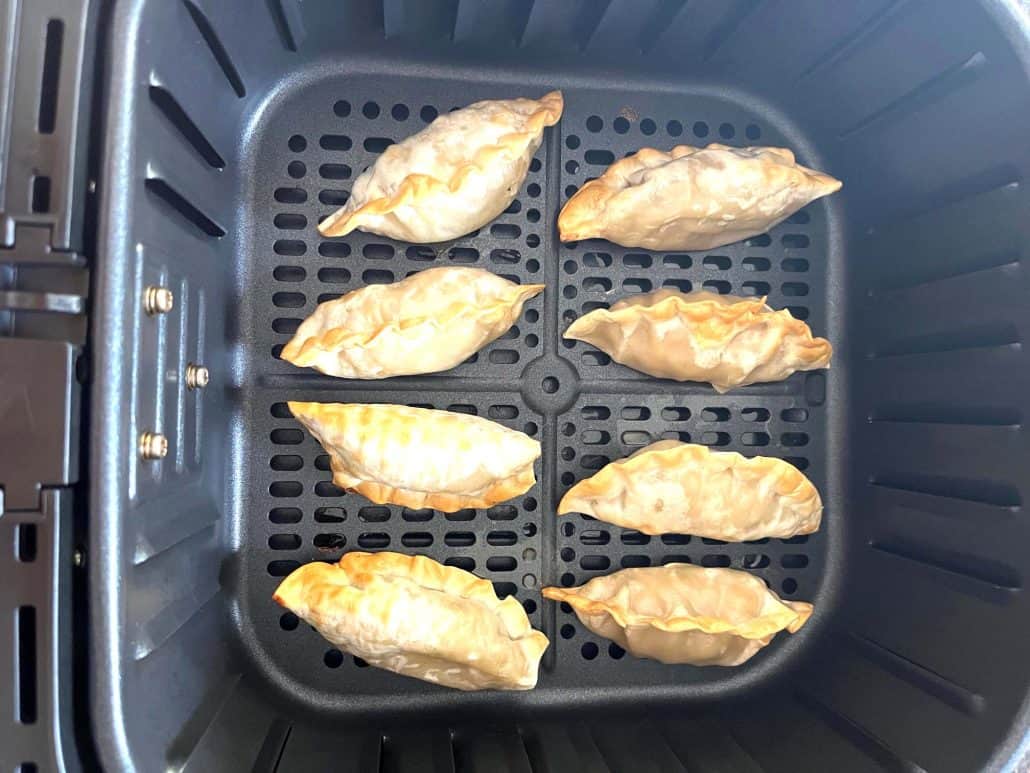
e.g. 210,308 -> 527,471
280,267 -> 544,379
558,143 -> 840,250
542,565 -> 812,667
564,290 -> 832,392
559,440 -> 821,540
288,402 -> 540,512
318,91 -> 563,242
275,552 -> 549,690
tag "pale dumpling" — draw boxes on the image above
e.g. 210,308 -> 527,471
558,143 -> 840,250
319,91 -> 563,242
280,267 -> 544,379
274,552 -> 549,690
542,565 -> 812,667
564,290 -> 832,392
559,440 -> 821,540
288,402 -> 540,512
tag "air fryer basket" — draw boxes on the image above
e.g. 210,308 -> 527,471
91,1 -> 1030,771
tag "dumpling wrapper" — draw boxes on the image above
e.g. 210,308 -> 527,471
280,267 -> 544,379
543,565 -> 812,667
274,552 -> 549,690
558,143 -> 841,250
559,440 -> 821,540
288,402 -> 540,512
319,91 -> 563,242
564,290 -> 832,392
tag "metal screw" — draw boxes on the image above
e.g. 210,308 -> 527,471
185,363 -> 209,390
139,431 -> 168,460
73,548 -> 86,568
144,285 -> 174,315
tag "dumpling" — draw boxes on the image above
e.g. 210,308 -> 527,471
288,402 -> 540,512
274,552 -> 549,690
319,91 -> 563,242
542,565 -> 812,667
558,143 -> 841,250
564,290 -> 832,391
280,267 -> 544,379
559,440 -> 821,540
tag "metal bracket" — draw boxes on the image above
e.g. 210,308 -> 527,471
0,0 -> 98,770
0,337 -> 80,513
0,489 -> 80,773
1,0 -> 96,257
0,0 -> 92,506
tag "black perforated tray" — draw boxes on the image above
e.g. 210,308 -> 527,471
228,71 -> 842,717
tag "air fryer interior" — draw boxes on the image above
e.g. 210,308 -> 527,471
91,1 -> 1030,771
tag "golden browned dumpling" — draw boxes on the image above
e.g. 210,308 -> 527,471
558,143 -> 840,250
564,290 -> 831,392
319,91 -> 563,242
542,565 -> 812,667
288,402 -> 540,512
275,552 -> 549,690
559,440 -> 821,540
280,267 -> 544,379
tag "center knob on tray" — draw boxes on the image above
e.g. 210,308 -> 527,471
521,355 -> 580,414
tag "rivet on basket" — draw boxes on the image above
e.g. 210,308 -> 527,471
186,363 -> 210,390
144,285 -> 174,315
139,431 -> 168,460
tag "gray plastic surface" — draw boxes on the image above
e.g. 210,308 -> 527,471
91,1 -> 1030,772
